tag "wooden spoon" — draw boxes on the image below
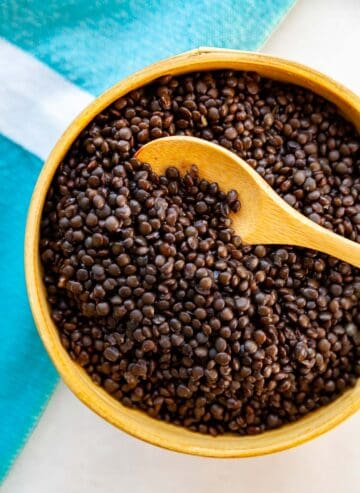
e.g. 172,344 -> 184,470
135,136 -> 360,267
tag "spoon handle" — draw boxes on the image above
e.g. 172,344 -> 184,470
255,199 -> 360,267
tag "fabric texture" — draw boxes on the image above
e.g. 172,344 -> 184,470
1,0 -> 295,95
0,135 -> 58,480
0,0 -> 296,482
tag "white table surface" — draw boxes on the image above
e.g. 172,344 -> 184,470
3,0 -> 360,491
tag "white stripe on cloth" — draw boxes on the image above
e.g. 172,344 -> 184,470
0,38 -> 93,161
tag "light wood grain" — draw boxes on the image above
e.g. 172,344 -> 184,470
136,136 -> 360,267
25,49 -> 360,458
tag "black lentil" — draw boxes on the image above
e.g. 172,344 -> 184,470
40,70 -> 360,437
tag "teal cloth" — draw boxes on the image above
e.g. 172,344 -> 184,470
0,0 -> 296,482
0,135 -> 58,480
0,0 -> 295,95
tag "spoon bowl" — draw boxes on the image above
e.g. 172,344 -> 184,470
136,136 -> 360,267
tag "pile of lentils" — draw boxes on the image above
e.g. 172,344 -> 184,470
40,71 -> 360,435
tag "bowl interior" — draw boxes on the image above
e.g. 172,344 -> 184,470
25,49 -> 360,457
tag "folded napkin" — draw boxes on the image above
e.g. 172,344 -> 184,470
0,0 -> 296,482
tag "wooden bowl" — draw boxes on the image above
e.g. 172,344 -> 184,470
25,48 -> 360,457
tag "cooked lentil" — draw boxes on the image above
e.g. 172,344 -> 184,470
40,71 -> 360,435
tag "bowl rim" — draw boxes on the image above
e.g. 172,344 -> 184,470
25,48 -> 360,458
